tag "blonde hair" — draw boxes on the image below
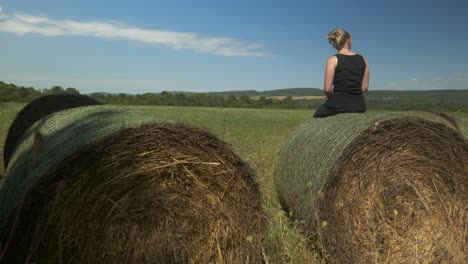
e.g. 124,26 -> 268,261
327,28 -> 351,50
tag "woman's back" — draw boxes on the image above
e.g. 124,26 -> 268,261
325,53 -> 366,113
333,54 -> 366,95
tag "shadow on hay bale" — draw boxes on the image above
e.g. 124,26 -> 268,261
275,112 -> 468,263
0,107 -> 265,263
3,94 -> 101,169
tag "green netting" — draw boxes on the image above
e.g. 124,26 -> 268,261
0,105 -> 162,230
274,111 -> 461,230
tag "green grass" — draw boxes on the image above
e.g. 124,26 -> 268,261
0,103 -> 24,172
0,103 -> 466,263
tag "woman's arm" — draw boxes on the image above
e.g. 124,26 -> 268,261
362,57 -> 370,93
324,56 -> 337,97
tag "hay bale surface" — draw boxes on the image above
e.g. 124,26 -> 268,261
0,106 -> 265,263
275,112 -> 467,263
3,94 -> 101,168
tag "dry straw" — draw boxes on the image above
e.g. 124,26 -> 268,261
1,106 -> 265,263
275,112 -> 467,263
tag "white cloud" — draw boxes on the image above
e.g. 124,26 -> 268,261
409,78 -> 417,81
386,82 -> 399,86
0,7 -> 272,57
453,72 -> 468,81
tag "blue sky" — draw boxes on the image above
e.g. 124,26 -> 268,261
0,0 -> 467,93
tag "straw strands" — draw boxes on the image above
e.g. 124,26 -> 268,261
275,112 -> 467,263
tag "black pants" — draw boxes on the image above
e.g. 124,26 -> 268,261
313,104 -> 338,118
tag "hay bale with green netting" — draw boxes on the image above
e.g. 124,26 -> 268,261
275,112 -> 468,263
0,105 -> 265,263
3,94 -> 101,169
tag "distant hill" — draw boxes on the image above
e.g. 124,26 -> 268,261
366,89 -> 468,104
2,79 -> 466,111
210,88 -> 323,97
89,91 -> 196,96
210,88 -> 468,104
91,87 -> 468,105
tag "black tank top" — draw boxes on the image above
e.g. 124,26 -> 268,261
325,54 -> 366,112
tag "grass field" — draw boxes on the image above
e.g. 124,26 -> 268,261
0,103 -> 467,262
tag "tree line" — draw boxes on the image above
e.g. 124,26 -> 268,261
0,81 -> 315,109
1,81 -> 466,112
0,82 -> 80,103
91,91 -> 315,109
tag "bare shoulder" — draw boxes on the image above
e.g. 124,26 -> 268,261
361,55 -> 369,65
328,55 -> 338,62
327,55 -> 338,66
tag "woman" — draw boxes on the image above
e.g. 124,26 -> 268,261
314,28 -> 370,118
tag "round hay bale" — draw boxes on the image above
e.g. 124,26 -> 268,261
3,94 -> 101,169
0,106 -> 265,263
275,112 -> 467,263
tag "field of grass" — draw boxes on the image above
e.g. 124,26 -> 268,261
0,103 -> 466,262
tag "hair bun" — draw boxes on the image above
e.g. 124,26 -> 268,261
327,28 -> 351,50
327,32 -> 339,43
